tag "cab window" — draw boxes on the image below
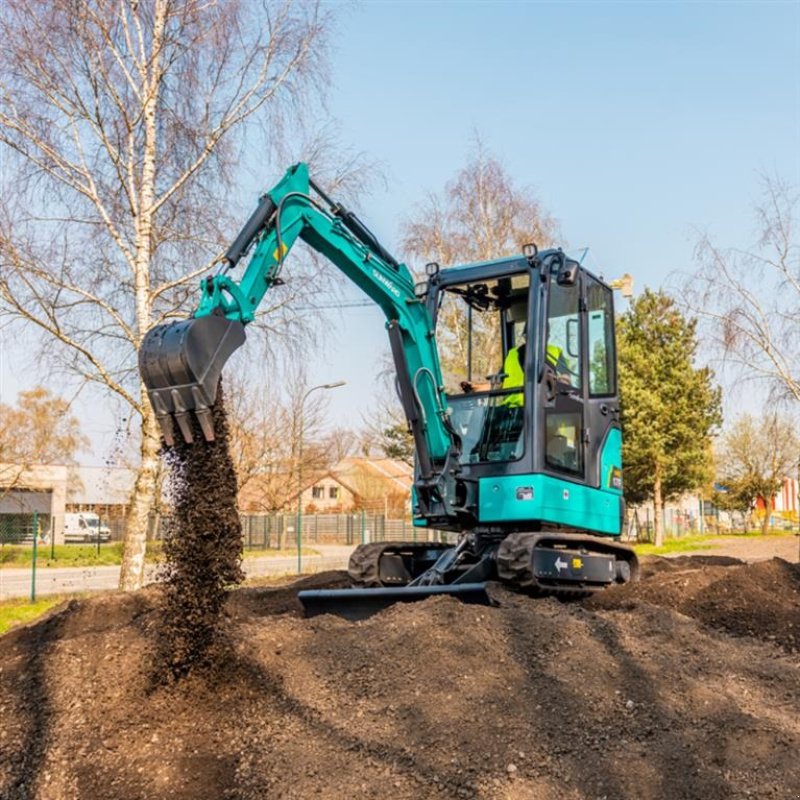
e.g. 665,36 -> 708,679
586,278 -> 616,396
436,274 -> 529,394
436,273 -> 531,464
545,411 -> 584,474
546,281 -> 581,389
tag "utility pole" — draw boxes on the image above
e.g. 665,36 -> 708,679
296,381 -> 346,574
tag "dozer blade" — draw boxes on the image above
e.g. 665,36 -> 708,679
139,314 -> 246,446
298,583 -> 493,621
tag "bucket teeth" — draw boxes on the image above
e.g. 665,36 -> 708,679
195,407 -> 215,442
157,414 -> 176,447
192,387 -> 216,442
150,392 -> 176,446
174,412 -> 194,444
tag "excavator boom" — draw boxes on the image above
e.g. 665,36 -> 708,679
140,162 -> 462,522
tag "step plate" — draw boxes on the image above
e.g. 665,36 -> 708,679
532,548 -> 616,584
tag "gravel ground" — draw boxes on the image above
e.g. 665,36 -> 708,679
668,534 -> 800,564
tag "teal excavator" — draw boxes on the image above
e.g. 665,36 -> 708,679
139,163 -> 638,619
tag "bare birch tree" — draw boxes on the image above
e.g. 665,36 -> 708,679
0,0 -> 341,589
401,141 -> 558,383
684,175 -> 799,403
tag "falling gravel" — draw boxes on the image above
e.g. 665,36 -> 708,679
156,388 -> 244,679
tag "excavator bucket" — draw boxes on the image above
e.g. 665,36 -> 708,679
139,314 -> 246,446
297,583 -> 493,621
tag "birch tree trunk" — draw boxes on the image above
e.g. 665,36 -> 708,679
120,400 -> 162,589
0,0 -> 343,590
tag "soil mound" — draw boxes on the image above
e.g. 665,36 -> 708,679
1,557 -> 799,800
587,556 -> 800,653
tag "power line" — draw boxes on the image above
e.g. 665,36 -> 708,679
294,300 -> 374,311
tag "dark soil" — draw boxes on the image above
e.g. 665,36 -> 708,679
1,557 -> 799,800
588,556 -> 800,653
157,391 -> 243,679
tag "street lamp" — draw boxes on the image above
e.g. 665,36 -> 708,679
296,381 -> 346,574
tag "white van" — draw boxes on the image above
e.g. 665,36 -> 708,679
64,512 -> 112,543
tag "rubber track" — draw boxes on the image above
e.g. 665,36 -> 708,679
348,541 -> 452,588
496,533 -> 593,599
348,542 -> 390,588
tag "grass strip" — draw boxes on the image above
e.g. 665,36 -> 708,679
0,596 -> 71,635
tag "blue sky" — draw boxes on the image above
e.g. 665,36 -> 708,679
307,0 -> 800,432
1,0 -> 798,462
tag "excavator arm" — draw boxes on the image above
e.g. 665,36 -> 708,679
139,163 -> 461,518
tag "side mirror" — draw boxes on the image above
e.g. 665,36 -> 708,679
557,259 -> 579,286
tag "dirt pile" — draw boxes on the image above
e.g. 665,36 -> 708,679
158,391 -> 243,678
1,557 -> 798,800
588,556 -> 800,653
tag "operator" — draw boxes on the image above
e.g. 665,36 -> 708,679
545,323 -> 572,384
459,329 -> 526,403
501,330 -> 526,407
546,342 -> 570,377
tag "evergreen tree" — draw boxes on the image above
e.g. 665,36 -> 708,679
618,290 -> 722,545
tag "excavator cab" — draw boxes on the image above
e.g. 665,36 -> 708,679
416,249 -> 624,540
309,252 -> 636,618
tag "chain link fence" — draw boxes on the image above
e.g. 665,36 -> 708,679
0,513 -> 52,545
2,510 -> 441,551
146,511 -> 442,549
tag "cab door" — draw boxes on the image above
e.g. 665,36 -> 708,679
582,275 -> 620,490
543,274 -> 586,481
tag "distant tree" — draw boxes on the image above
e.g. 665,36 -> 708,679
225,366 -> 344,513
716,413 -> 799,534
712,477 -> 758,531
377,422 -> 416,466
402,139 -> 558,267
618,290 -> 722,546
685,175 -> 799,403
0,387 -> 87,490
357,351 -> 416,466
401,140 -> 558,383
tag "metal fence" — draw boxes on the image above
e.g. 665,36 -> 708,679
1,510 -> 444,549
148,511 -> 442,548
239,512 -> 441,549
0,513 -> 52,545
625,505 -> 798,542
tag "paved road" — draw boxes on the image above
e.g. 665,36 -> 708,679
0,545 -> 356,600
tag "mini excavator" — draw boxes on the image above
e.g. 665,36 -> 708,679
139,163 -> 638,619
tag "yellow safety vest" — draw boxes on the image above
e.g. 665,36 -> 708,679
546,343 -> 563,369
502,347 -> 524,407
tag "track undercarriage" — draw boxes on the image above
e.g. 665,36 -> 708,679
299,532 -> 639,619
